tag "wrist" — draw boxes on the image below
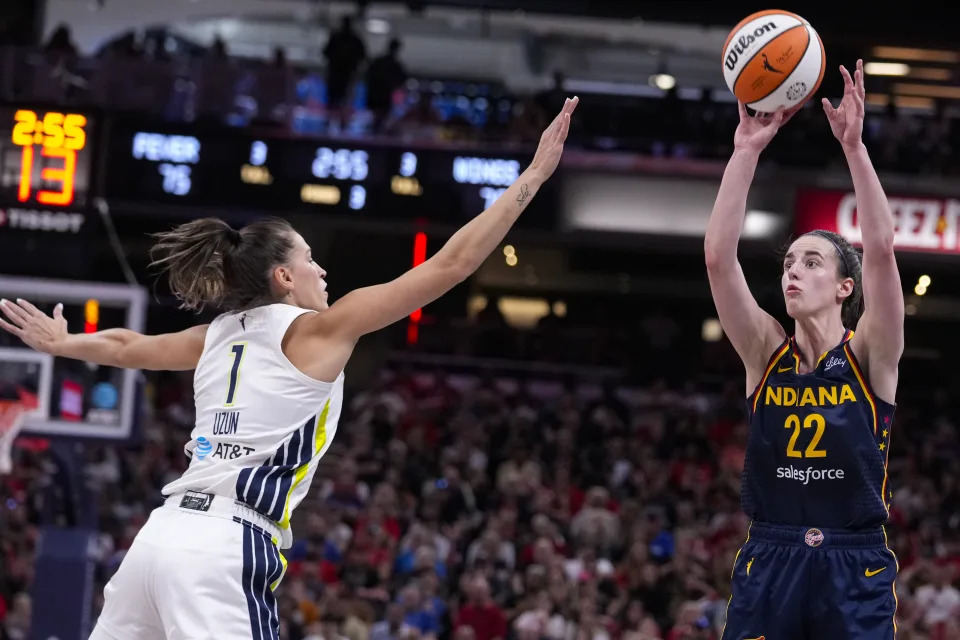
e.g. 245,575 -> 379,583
50,333 -> 75,357
731,146 -> 761,162
842,141 -> 868,157
522,165 -> 549,186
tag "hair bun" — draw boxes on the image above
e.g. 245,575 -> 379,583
225,228 -> 242,246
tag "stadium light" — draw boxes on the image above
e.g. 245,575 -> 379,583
650,73 -> 676,91
864,62 -> 910,76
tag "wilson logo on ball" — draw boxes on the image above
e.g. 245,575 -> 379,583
724,22 -> 778,71
722,9 -> 826,113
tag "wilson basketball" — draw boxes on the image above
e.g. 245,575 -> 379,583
722,10 -> 826,112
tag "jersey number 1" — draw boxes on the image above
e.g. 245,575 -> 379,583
785,413 -> 827,458
225,343 -> 247,406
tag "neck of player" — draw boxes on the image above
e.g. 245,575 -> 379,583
793,314 -> 847,372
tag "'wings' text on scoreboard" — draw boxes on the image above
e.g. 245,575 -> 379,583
109,124 -> 530,217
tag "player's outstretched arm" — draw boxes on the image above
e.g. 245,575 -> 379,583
0,298 -> 207,371
316,96 -> 579,341
704,102 -> 792,388
824,60 -> 903,401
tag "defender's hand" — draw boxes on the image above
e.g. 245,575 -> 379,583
0,298 -> 68,355
528,96 -> 579,180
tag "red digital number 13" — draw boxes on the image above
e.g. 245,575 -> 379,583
18,146 -> 77,206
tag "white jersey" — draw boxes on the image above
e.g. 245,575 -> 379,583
162,303 -> 343,548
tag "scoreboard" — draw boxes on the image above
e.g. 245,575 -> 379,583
100,120 -> 554,227
0,105 -> 556,228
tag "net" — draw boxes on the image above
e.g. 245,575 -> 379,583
0,388 -> 38,475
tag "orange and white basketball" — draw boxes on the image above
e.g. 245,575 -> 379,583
722,10 -> 826,112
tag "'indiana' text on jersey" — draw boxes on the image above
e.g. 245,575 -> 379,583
743,330 -> 896,529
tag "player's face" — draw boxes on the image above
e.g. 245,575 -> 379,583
781,235 -> 850,320
286,233 -> 328,311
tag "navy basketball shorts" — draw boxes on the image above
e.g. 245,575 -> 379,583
721,522 -> 898,640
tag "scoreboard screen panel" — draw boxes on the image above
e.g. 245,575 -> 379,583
102,121 -> 555,228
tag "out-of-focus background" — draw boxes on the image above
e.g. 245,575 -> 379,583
2,1 -> 960,639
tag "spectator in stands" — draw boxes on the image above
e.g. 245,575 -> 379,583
906,562 -> 960,636
371,603 -> 415,640
207,34 -> 228,60
367,38 -> 407,132
43,24 -> 78,60
323,15 -> 367,129
455,575 -> 508,640
1,592 -> 30,640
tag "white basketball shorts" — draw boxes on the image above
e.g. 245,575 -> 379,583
89,492 -> 288,640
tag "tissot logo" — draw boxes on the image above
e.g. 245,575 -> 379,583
0,208 -> 84,233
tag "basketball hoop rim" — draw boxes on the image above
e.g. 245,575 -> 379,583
0,399 -> 35,435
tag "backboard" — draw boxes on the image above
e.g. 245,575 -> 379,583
0,276 -> 146,439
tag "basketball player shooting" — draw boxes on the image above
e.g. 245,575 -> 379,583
705,60 -> 903,639
0,97 -> 578,640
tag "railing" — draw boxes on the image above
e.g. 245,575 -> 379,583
3,46 -> 959,175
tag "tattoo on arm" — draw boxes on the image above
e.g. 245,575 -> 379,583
517,183 -> 531,208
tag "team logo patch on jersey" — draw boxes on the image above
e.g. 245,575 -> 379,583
804,528 -> 825,547
180,491 -> 214,512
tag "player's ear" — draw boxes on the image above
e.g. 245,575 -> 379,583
837,277 -> 855,301
272,265 -> 295,294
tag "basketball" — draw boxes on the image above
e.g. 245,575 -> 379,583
722,10 -> 826,112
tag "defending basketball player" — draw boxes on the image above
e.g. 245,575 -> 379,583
705,61 -> 902,639
0,97 -> 578,640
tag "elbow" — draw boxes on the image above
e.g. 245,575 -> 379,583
449,257 -> 474,283
436,252 -> 474,284
704,240 -> 725,271
873,233 -> 896,256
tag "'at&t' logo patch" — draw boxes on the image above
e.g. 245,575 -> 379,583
195,437 -> 213,460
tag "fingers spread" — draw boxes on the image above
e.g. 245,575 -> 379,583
738,101 -> 748,119
0,300 -> 30,326
0,317 -> 24,337
839,65 -> 854,92
15,298 -> 42,317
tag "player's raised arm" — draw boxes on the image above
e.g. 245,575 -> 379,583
316,96 -> 579,341
0,298 -> 207,371
824,60 -> 903,402
704,102 -> 791,387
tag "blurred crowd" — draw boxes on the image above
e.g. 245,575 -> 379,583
2,22 -> 958,175
4,349 -> 960,639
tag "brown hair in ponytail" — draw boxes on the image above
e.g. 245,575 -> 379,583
149,217 -> 296,312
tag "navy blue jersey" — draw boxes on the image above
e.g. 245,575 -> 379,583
742,330 -> 896,529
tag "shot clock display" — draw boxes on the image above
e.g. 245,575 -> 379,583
0,107 -> 94,209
